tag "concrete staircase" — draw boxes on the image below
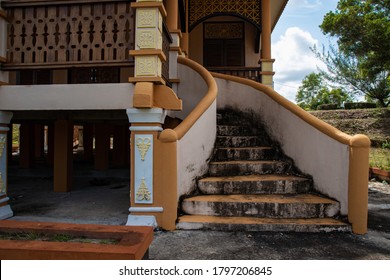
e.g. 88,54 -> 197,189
177,110 -> 351,232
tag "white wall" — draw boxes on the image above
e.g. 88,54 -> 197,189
0,83 -> 134,110
174,62 -> 217,197
177,100 -> 216,197
216,78 -> 350,214
174,63 -> 208,120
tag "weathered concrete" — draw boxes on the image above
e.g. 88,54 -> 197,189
182,194 -> 340,218
209,160 -> 290,176
215,147 -> 279,161
177,216 -> 350,232
198,175 -> 312,195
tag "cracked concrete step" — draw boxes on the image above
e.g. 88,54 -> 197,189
217,125 -> 264,136
216,136 -> 270,148
209,160 -> 290,176
181,194 -> 340,218
198,175 -> 312,195
176,215 -> 351,232
215,147 -> 279,161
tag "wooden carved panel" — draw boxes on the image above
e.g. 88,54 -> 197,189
6,1 -> 135,68
189,0 -> 261,30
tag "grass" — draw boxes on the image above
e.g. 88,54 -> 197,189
370,148 -> 390,171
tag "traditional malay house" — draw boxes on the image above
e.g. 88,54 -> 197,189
0,0 -> 370,234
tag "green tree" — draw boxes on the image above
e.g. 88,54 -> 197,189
320,0 -> 390,77
313,45 -> 389,107
296,72 -> 353,110
317,0 -> 390,106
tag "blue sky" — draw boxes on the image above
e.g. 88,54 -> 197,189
271,0 -> 339,101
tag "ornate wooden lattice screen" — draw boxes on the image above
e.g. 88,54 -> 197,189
189,0 -> 261,30
4,0 -> 135,69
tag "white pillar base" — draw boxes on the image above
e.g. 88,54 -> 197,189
126,215 -> 157,228
0,204 -> 13,220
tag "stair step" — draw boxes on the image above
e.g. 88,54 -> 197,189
216,136 -> 270,147
209,160 -> 290,176
177,215 -> 351,232
198,175 -> 312,195
215,147 -> 278,161
217,125 -> 262,136
182,194 -> 340,218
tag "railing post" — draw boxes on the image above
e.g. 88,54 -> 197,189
348,135 -> 370,234
0,111 -> 13,219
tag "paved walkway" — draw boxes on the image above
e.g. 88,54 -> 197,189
6,162 -> 390,259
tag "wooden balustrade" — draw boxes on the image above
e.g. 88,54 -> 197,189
206,66 -> 261,82
3,0 -> 135,69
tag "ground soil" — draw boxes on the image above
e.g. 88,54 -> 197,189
310,108 -> 390,147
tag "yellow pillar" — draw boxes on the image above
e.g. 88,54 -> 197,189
53,120 -> 73,192
181,0 -> 189,56
348,135 -> 370,234
94,124 -> 110,171
0,111 -> 13,219
261,0 -> 271,60
112,125 -> 128,168
19,123 -> 35,169
83,124 -> 94,162
165,0 -> 178,31
129,0 -> 167,85
260,0 -> 275,88
34,124 -> 44,159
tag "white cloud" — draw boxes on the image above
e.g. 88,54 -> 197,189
288,0 -> 323,11
272,27 -> 325,102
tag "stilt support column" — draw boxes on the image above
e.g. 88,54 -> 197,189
53,120 -> 73,192
0,111 -> 13,219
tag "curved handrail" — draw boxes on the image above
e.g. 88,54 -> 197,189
160,56 -> 218,142
212,72 -> 370,148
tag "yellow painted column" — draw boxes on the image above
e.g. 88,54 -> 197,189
19,123 -> 35,169
166,0 -> 178,31
53,119 -> 73,192
83,124 -> 94,162
181,0 -> 189,56
348,135 -> 370,234
34,124 -> 45,159
129,0 -> 167,85
94,123 -> 110,171
260,0 -> 275,88
0,111 -> 13,219
112,125 -> 128,168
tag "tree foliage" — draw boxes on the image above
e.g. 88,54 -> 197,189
320,0 -> 390,77
313,45 -> 389,107
316,0 -> 390,107
296,72 -> 354,110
